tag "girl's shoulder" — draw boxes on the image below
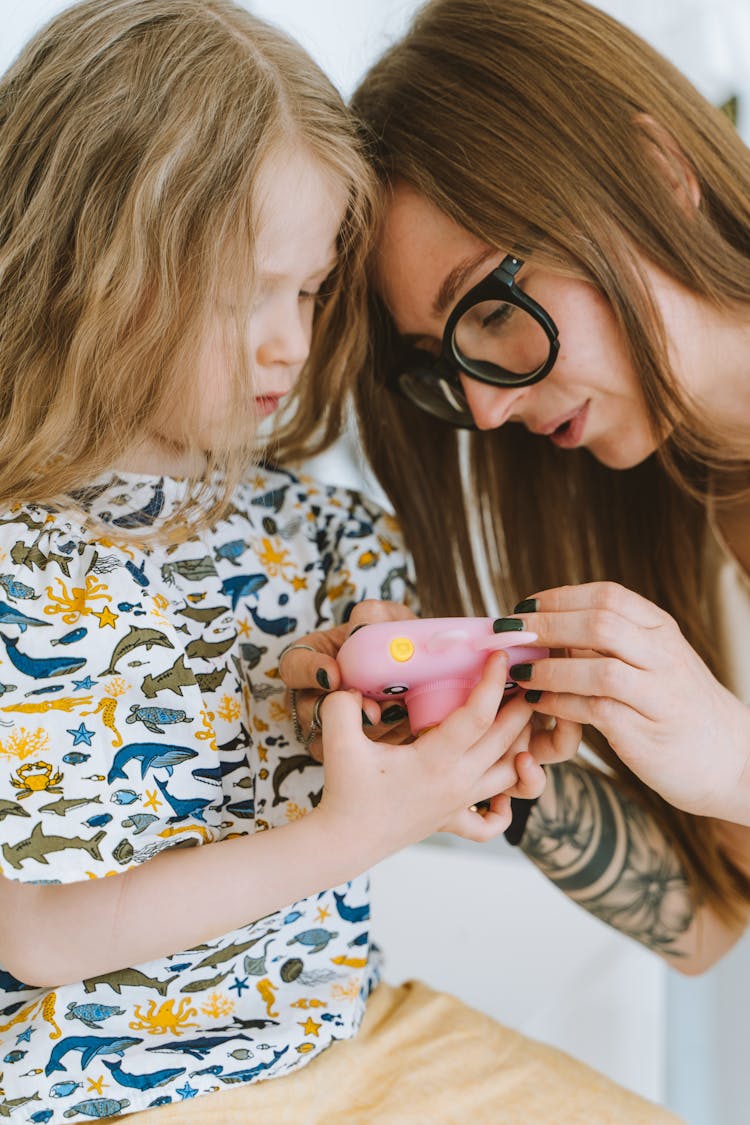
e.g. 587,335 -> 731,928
236,462 -> 403,544
0,496 -> 155,602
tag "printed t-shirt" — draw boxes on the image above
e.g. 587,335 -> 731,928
0,466 -> 413,1123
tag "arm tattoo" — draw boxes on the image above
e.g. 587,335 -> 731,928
521,761 -> 693,959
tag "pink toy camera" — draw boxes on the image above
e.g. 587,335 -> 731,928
338,617 -> 547,734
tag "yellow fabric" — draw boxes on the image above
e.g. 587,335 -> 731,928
117,981 -> 682,1124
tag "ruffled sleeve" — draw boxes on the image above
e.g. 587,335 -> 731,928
0,508 -> 220,884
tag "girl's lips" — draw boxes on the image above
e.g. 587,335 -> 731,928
255,395 -> 284,418
547,401 -> 590,449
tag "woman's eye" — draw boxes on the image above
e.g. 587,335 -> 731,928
482,303 -> 514,330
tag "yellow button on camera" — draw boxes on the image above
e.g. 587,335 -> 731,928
389,636 -> 415,662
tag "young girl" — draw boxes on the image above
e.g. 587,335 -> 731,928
0,4 -> 662,1124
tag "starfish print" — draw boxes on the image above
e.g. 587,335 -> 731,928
67,722 -> 95,746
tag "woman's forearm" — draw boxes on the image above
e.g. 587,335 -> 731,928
0,812 -> 367,988
520,760 -> 747,973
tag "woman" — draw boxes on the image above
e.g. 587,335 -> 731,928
278,0 -> 750,976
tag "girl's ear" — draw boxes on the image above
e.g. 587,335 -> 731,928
633,112 -> 701,213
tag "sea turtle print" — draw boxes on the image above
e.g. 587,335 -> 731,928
0,468 -> 415,1123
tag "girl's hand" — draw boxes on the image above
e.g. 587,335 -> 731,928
314,652 -> 537,856
502,581 -> 750,822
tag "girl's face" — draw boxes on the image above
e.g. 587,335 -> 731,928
200,148 -> 346,434
376,183 -> 664,469
146,149 -> 346,471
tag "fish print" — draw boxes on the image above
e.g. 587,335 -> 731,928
2,825 -> 106,871
100,626 -> 174,677
0,634 -> 85,679
65,1002 -> 126,1030
82,969 -> 179,996
62,1098 -> 130,1118
0,601 -> 50,632
219,573 -> 268,611
45,1036 -> 142,1076
0,574 -> 40,601
102,1058 -> 186,1090
106,743 -> 198,783
0,800 -> 30,822
51,627 -> 88,647
140,654 -> 197,699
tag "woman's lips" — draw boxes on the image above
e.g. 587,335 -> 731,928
544,401 -> 590,449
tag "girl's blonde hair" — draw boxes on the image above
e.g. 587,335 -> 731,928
0,0 -> 375,528
348,0 -> 750,917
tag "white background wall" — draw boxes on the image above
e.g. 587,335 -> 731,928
2,3 -> 750,1123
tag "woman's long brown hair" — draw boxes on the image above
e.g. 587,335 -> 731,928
342,0 -> 750,920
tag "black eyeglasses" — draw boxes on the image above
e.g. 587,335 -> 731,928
389,255 -> 559,428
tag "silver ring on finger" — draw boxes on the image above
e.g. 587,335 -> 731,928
309,693 -> 325,740
289,687 -> 306,746
279,642 -> 317,673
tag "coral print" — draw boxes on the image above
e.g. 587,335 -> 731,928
0,468 -> 413,1122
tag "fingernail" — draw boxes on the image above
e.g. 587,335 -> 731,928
316,668 -> 330,690
524,689 -> 542,703
492,617 -> 525,633
513,598 -> 538,614
361,710 -> 373,726
382,704 -> 407,724
509,663 -> 532,681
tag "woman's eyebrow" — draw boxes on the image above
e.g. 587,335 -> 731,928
432,247 -> 497,317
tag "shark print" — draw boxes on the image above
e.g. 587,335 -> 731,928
0,467 -> 415,1122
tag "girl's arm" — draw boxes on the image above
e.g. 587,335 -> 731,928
0,660 -> 533,988
519,760 -> 749,974
0,812 -> 365,987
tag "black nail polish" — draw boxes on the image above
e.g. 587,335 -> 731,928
513,598 -> 539,614
509,663 -> 532,681
382,704 -> 407,724
316,668 -> 330,690
524,689 -> 542,703
362,710 -> 373,727
492,617 -> 525,633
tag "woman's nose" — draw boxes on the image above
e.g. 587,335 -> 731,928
460,374 -> 529,431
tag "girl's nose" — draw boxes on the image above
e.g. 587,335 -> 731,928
459,374 -> 529,431
255,309 -> 311,371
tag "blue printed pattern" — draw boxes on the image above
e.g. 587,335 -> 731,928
0,468 -> 414,1123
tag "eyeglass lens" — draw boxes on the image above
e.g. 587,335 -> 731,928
452,299 -> 550,378
398,367 -> 473,425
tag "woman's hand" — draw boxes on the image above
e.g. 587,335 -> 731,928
314,652 -> 537,856
501,581 -> 750,822
280,599 -> 416,759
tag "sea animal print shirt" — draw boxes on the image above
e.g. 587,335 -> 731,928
0,467 -> 414,1124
